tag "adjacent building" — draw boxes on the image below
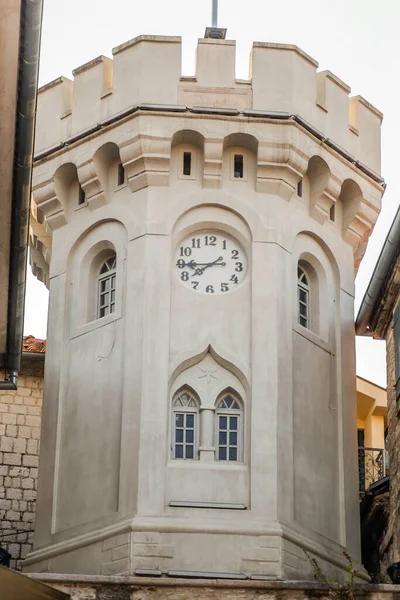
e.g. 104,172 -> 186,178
26,33 -> 384,581
0,336 -> 45,570
356,376 -> 388,496
356,205 -> 400,582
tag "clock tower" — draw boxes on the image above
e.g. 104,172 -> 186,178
27,34 -> 384,580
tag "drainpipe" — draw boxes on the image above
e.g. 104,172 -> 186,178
0,0 -> 44,390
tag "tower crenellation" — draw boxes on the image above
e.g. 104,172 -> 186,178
35,35 -> 382,177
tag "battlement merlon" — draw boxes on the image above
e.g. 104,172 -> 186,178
34,34 -> 383,174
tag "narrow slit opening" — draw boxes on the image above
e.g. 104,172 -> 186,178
117,163 -> 125,186
329,204 -> 335,222
297,180 -> 303,197
78,185 -> 85,205
183,152 -> 192,176
234,154 -> 244,179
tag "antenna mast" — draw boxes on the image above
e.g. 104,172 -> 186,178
212,0 -> 218,27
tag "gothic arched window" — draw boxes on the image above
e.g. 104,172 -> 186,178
215,392 -> 243,462
297,266 -> 310,329
97,254 -> 117,319
172,390 -> 199,460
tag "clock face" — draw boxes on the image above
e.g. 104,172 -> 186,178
174,231 -> 247,294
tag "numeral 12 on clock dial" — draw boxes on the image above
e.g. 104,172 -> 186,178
175,231 -> 247,294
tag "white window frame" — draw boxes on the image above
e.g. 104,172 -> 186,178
172,390 -> 199,460
97,255 -> 117,319
297,266 -> 310,329
215,392 -> 243,462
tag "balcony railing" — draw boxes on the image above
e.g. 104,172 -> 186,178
358,447 -> 388,496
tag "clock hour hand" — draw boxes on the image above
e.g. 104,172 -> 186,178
191,257 -> 226,277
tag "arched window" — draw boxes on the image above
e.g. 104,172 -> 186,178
297,266 -> 310,329
172,390 -> 199,460
215,392 -> 243,462
97,254 -> 116,318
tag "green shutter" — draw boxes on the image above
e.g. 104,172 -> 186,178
394,301 -> 400,400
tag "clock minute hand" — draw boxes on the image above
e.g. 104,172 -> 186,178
191,257 -> 226,277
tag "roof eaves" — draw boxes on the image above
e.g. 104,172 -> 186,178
355,205 -> 400,336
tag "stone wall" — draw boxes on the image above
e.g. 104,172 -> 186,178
0,357 -> 44,570
384,314 -> 400,568
26,575 -> 400,600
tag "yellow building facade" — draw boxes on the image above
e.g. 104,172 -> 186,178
356,376 -> 388,495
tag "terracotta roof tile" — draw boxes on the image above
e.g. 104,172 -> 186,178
22,335 -> 46,353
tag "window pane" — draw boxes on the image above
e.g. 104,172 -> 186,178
229,447 -> 238,461
299,289 -> 307,303
175,414 -> 184,427
186,445 -> 194,459
299,303 -> 307,317
230,416 -> 238,429
219,416 -> 227,429
110,303 -> 115,314
175,429 -> 183,443
219,431 -> 227,445
219,447 -> 227,461
186,414 -> 194,428
183,152 -> 191,176
111,290 -> 115,302
229,431 -> 237,445
175,445 -> 183,459
234,154 -> 244,178
186,429 -> 194,443
300,316 -> 308,327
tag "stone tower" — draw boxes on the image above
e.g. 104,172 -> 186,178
26,34 -> 384,579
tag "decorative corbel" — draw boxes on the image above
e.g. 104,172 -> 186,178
32,178 -> 67,231
256,142 -> 308,200
77,158 -> 107,211
120,134 -> 171,193
310,172 -> 341,225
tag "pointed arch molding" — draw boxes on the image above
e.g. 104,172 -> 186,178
169,343 -> 250,393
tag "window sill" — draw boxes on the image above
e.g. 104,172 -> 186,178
70,312 -> 122,340
75,201 -> 88,211
169,501 -> 247,510
292,322 -> 332,354
168,460 -> 247,471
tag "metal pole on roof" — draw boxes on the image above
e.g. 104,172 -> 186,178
212,0 -> 218,27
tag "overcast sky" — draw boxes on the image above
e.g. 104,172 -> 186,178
24,0 -> 399,387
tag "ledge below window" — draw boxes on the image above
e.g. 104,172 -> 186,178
292,322 -> 332,354
169,501 -> 247,510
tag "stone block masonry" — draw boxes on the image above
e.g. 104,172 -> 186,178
27,575 -> 400,600
0,357 -> 44,570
